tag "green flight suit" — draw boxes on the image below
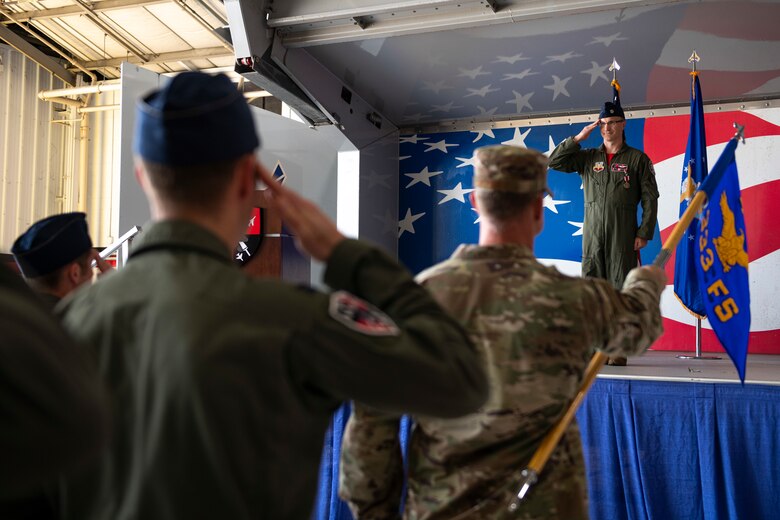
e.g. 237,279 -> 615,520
548,137 -> 659,288
57,220 -> 487,520
0,265 -> 108,512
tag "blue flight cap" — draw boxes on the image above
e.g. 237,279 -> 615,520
11,212 -> 93,278
134,72 -> 260,166
599,81 -> 624,119
599,101 -> 625,120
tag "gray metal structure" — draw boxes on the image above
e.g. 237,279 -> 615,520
227,0 -> 780,133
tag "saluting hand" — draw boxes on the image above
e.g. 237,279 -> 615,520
574,120 -> 600,144
89,249 -> 114,277
256,164 -> 345,262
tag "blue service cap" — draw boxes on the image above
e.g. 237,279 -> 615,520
11,212 -> 93,278
134,72 -> 260,166
599,101 -> 625,120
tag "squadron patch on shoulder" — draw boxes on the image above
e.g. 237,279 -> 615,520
593,162 -> 605,173
329,291 -> 400,336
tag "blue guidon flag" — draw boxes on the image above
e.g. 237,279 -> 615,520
695,137 -> 751,382
674,72 -> 708,318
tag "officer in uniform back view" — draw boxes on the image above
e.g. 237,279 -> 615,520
57,72 -> 488,520
11,213 -> 110,309
339,146 -> 665,520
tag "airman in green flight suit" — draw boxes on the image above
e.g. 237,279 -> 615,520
549,94 -> 659,366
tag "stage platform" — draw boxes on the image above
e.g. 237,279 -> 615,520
315,352 -> 780,519
599,350 -> 780,385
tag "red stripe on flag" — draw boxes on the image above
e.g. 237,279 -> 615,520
646,66 -> 780,104
677,3 -> 780,41
659,180 -> 780,264
653,318 -> 780,355
740,179 -> 780,262
644,111 -> 780,165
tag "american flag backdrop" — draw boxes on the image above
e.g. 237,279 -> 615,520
397,108 -> 780,355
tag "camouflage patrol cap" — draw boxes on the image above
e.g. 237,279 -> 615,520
473,145 -> 551,195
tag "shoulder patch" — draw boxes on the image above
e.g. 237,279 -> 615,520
329,291 -> 400,336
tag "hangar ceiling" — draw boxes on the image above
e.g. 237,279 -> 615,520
289,0 -> 780,129
0,0 -> 234,83
2,0 -> 779,129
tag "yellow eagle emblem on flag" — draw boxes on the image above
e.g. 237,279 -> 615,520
713,192 -> 749,273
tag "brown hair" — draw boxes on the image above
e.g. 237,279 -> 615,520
27,249 -> 92,291
141,158 -> 240,209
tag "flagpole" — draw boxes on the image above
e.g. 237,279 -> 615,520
676,50 -> 721,361
507,127 -> 747,513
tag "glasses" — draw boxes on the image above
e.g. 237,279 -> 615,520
599,120 -> 625,128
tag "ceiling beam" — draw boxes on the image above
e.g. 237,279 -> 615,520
78,46 -> 233,69
3,0 -> 169,22
0,23 -> 76,85
272,0 -> 682,48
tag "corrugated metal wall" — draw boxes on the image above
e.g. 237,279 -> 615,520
0,44 -> 120,252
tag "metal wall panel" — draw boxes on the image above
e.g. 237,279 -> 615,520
0,44 -> 69,252
0,44 -> 122,252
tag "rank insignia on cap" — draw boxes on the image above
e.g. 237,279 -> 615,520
329,291 -> 400,336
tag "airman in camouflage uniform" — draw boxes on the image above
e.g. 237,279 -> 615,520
339,146 -> 666,520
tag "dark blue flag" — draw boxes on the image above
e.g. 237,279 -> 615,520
695,138 -> 750,382
675,74 -> 707,317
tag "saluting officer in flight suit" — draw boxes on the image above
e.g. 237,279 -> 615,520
548,85 -> 659,366
57,72 -> 487,520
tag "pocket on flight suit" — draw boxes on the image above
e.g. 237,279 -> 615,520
581,202 -> 600,278
613,204 -> 640,284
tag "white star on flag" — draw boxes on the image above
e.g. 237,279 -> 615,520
400,155 -> 411,161
506,90 -> 534,113
588,32 -> 628,47
420,80 -> 452,94
405,166 -> 443,188
471,128 -> 495,142
472,208 -> 481,224
544,136 -> 557,157
373,210 -> 398,236
493,54 -> 530,64
543,51 -> 582,64
402,113 -> 425,122
430,101 -> 461,113
424,139 -> 459,153
477,105 -> 498,116
544,75 -> 571,101
567,221 -> 584,236
437,182 -> 474,205
502,68 -> 538,81
464,85 -> 500,98
398,208 -> 425,237
543,194 -> 570,214
400,134 -> 428,144
458,66 -> 491,80
580,61 -> 610,87
455,156 -> 478,168
502,127 -> 532,148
